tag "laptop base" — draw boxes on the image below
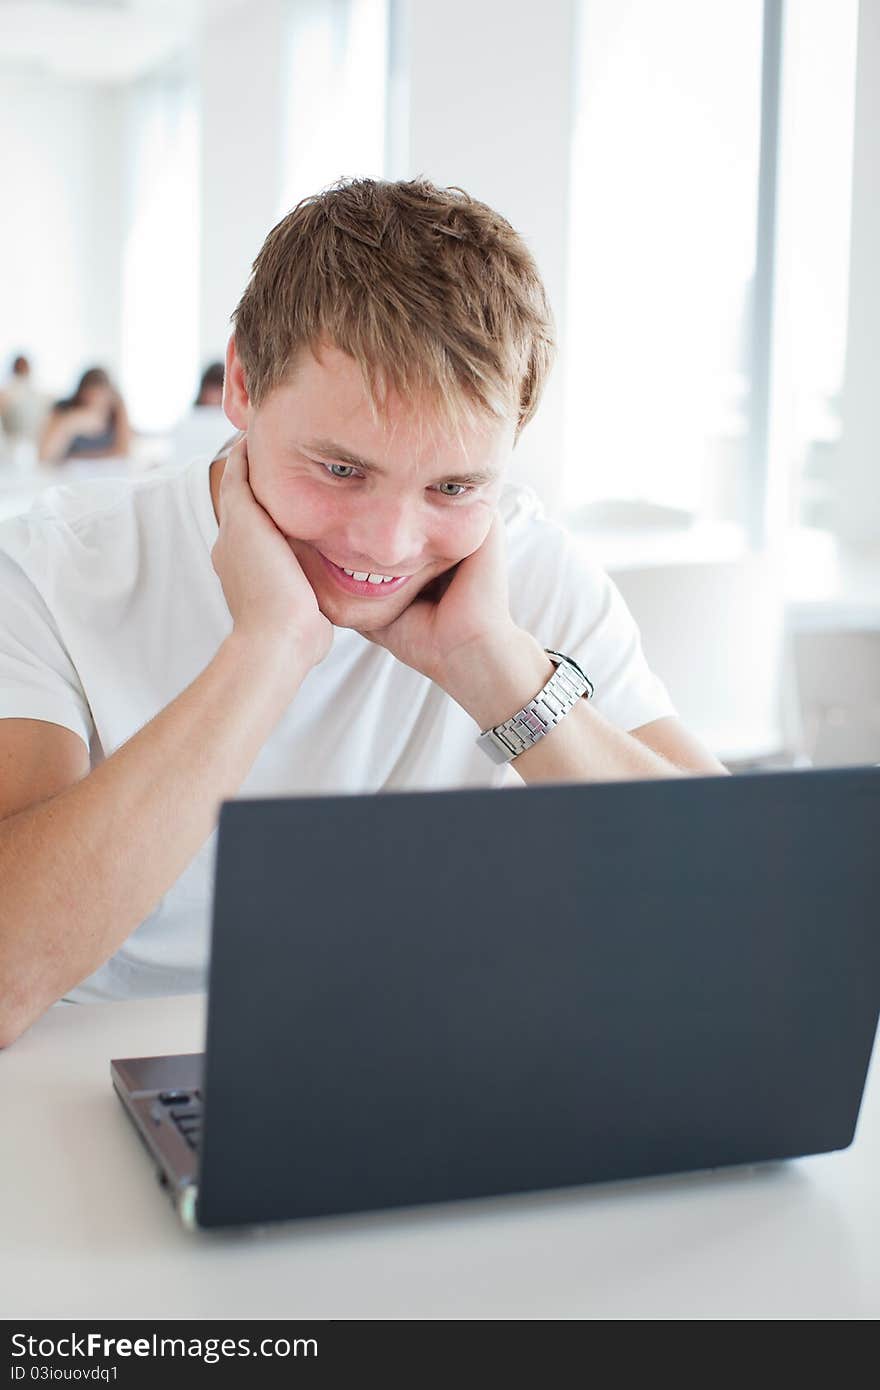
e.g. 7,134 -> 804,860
112,1053 -> 203,1228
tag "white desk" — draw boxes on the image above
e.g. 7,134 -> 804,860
2,993 -> 878,1320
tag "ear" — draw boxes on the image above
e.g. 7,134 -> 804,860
223,336 -> 250,430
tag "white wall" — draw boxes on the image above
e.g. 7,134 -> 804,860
0,62 -> 123,397
400,0 -> 578,515
834,0 -> 880,546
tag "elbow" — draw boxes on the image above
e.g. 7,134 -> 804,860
0,964 -> 49,1049
0,1006 -> 31,1050
0,992 -> 50,1048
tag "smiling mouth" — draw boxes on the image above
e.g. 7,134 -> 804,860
340,566 -> 399,583
316,551 -> 415,597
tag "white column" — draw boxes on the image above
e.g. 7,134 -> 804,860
198,0 -> 287,364
834,0 -> 880,546
398,0 -> 578,514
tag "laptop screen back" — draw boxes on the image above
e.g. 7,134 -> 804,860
197,768 -> 880,1228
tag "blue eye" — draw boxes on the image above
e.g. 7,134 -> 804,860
318,461 -> 471,496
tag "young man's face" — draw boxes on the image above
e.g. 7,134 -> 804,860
229,342 -> 515,632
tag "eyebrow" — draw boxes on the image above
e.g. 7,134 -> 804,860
303,438 -> 499,487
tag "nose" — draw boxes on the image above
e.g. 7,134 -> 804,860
342,498 -> 423,574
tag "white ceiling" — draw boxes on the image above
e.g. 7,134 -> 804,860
0,0 -> 247,82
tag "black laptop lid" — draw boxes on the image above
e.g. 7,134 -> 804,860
197,767 -> 880,1228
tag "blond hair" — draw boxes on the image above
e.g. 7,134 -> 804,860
232,177 -> 555,435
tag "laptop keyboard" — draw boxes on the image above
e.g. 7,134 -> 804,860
158,1089 -> 202,1151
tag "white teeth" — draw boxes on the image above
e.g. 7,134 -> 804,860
341,568 -> 396,583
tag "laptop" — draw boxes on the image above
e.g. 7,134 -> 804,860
111,766 -> 880,1231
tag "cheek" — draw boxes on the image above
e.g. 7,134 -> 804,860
430,502 -> 494,562
250,469 -> 336,540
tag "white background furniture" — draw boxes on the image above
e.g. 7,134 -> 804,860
572,517 -> 880,768
608,554 -> 788,764
2,993 -> 878,1320
791,628 -> 880,767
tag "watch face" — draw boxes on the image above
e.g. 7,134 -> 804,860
546,650 -> 593,699
547,649 -> 584,679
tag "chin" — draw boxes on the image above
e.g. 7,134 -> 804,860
331,611 -> 392,635
313,588 -> 409,633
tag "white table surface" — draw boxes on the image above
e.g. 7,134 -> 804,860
2,993 -> 878,1321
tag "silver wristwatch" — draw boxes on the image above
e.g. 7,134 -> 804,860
476,649 -> 594,764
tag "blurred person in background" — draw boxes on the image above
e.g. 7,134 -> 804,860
195,361 -> 224,407
0,355 -> 51,458
38,367 -> 132,464
167,360 -> 233,466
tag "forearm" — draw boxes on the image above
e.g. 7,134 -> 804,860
0,632 -> 306,1043
37,417 -> 72,463
512,693 -> 683,782
118,424 -> 133,456
442,628 -> 691,784
109,413 -> 132,457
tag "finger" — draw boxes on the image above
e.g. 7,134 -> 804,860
484,510 -> 506,554
455,510 -> 505,577
218,432 -> 248,495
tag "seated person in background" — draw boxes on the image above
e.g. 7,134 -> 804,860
195,361 -> 225,407
0,354 -> 51,449
167,360 -> 233,466
0,177 -> 726,1045
38,367 -> 132,463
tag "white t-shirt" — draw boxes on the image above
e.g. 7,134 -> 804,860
0,457 -> 675,1003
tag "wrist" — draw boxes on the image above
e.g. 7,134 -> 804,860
223,626 -> 315,692
439,626 -> 555,730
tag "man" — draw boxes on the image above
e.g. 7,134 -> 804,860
0,179 -> 724,1046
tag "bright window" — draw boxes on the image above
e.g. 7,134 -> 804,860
564,0 -> 764,519
279,0 -> 389,216
770,0 -> 859,533
120,58 -> 200,433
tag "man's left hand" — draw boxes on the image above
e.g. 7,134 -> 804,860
364,514 -> 552,727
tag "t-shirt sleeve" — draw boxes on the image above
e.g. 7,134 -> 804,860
0,548 -> 94,748
505,493 -> 676,733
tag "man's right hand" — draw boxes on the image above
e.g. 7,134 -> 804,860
211,435 -> 333,673
1,436 -> 334,1048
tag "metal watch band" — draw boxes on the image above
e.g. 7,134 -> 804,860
476,649 -> 594,765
